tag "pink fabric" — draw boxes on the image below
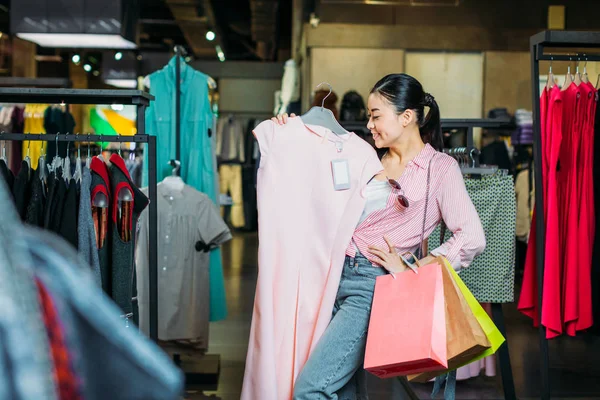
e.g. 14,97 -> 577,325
241,118 -> 383,400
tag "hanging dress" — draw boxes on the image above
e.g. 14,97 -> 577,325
143,57 -> 227,321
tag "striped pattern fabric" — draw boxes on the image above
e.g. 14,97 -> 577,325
345,143 -> 486,270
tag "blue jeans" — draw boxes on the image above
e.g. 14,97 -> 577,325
293,254 -> 387,400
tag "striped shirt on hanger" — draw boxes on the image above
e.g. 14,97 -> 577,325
346,143 -> 486,271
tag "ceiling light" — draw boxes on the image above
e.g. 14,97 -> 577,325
83,64 -> 92,72
185,56 -> 191,62
72,54 -> 81,64
216,45 -> 225,62
93,70 -> 100,76
115,52 -> 123,60
206,30 -> 216,41
16,33 -> 137,49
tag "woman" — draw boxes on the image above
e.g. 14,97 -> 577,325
273,73 -> 486,399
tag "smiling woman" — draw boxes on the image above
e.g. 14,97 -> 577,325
264,73 -> 485,400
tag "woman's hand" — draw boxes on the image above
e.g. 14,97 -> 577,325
368,236 -> 409,274
271,113 -> 297,126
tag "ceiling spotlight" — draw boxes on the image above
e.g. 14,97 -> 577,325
216,45 -> 225,62
83,64 -> 92,72
115,52 -> 123,61
93,70 -> 100,76
136,54 -> 143,61
206,30 -> 216,41
185,56 -> 191,62
72,54 -> 81,64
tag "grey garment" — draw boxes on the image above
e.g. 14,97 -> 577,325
429,174 -> 517,303
216,115 -> 246,163
136,183 -> 231,344
0,179 -> 58,400
23,226 -> 185,400
293,254 -> 387,400
78,167 -> 102,285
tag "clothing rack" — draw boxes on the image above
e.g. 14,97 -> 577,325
0,88 -> 159,342
529,29 -> 600,400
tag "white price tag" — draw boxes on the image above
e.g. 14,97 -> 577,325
331,159 -> 350,191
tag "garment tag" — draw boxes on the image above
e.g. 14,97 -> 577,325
331,159 -> 351,191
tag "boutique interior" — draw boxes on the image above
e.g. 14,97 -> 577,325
1,1 -> 600,400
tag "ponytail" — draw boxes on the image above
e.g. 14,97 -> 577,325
420,93 -> 443,151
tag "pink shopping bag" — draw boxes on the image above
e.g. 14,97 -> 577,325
364,263 -> 447,378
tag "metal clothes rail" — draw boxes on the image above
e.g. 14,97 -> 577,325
0,88 -> 159,341
530,30 -> 600,400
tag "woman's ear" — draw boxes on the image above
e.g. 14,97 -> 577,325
402,109 -> 415,127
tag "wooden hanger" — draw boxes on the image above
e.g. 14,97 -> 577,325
546,56 -> 555,89
574,58 -> 583,86
561,58 -> 573,91
582,57 -> 590,84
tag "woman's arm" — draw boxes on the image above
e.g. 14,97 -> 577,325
430,162 -> 486,271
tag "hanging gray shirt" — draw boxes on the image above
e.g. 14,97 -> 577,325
77,167 -> 102,285
135,182 -> 231,345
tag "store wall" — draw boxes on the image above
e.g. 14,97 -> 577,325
405,52 -> 484,119
484,52 -> 531,115
218,78 -> 281,115
309,48 -> 405,113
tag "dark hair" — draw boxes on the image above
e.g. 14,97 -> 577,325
370,73 -> 443,151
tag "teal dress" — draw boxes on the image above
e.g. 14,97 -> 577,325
143,57 -> 227,321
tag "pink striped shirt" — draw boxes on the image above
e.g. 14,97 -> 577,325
345,143 -> 486,270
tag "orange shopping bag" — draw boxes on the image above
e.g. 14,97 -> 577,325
364,263 -> 447,378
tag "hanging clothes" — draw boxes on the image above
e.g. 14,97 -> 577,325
241,118 -> 383,400
430,173 -> 517,302
23,104 -> 47,170
0,158 -> 14,196
78,167 -> 102,285
592,87 -> 600,336
90,157 -> 111,292
216,115 -> 246,163
519,80 -> 598,338
44,107 -> 75,161
12,160 -> 31,220
143,56 -> 227,321
136,182 -> 231,350
219,164 -> 245,228
25,167 -> 46,227
108,153 -> 149,321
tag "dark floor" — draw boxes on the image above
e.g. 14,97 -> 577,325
199,232 -> 600,400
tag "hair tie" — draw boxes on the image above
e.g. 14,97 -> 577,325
424,93 -> 435,106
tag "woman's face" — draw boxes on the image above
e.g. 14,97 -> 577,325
366,93 -> 413,148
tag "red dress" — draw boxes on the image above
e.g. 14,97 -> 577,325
572,82 -> 597,333
561,82 -> 584,336
518,88 -> 549,326
541,85 -> 564,338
